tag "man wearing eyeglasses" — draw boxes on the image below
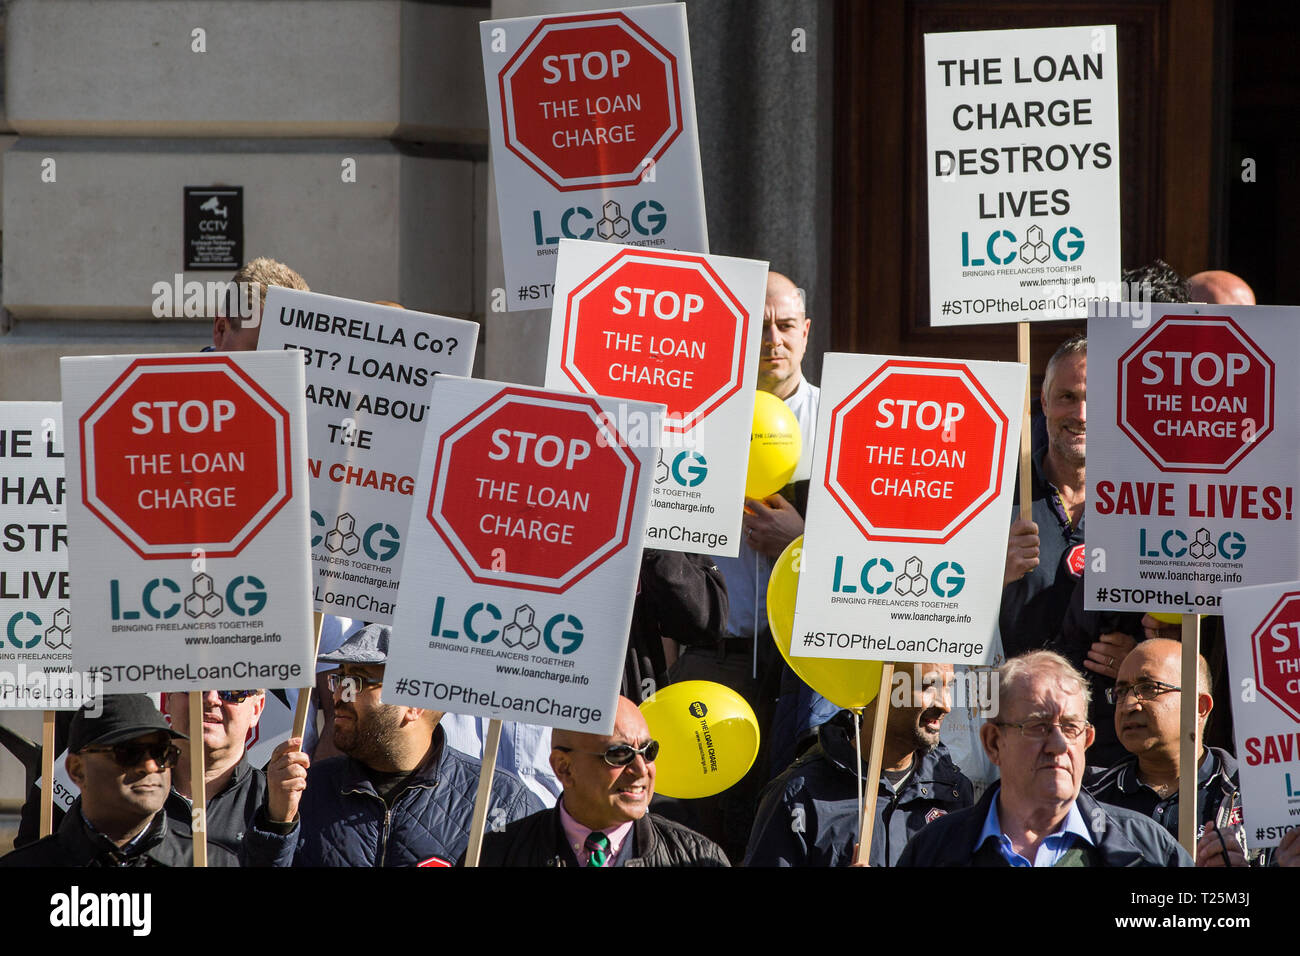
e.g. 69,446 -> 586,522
1084,639 -> 1255,866
161,688 -> 268,850
1,695 -> 237,866
242,623 -> 542,867
475,695 -> 728,866
897,651 -> 1189,866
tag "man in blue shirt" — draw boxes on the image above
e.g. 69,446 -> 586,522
898,651 -> 1189,867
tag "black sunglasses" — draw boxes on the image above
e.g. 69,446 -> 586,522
81,740 -> 181,769
554,739 -> 659,767
217,690 -> 260,704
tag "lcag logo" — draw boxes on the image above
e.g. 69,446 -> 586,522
532,199 -> 667,246
109,573 -> 267,620
960,224 -> 1084,267
311,511 -> 400,562
830,555 -> 966,598
1138,527 -> 1246,561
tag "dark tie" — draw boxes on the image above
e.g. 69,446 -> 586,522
584,831 -> 610,867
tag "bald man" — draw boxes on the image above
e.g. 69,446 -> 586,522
670,270 -> 829,859
1188,270 -> 1256,305
475,696 -> 728,867
1084,639 -> 1255,866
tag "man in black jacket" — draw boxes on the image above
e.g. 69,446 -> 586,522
2,695 -> 235,867
745,661 -> 973,866
1085,639 -> 1254,866
476,696 -> 728,867
898,651 -> 1189,867
162,688 -> 268,849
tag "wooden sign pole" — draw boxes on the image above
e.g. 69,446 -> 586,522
292,612 -> 327,740
1017,322 -> 1033,521
1178,614 -> 1201,857
462,718 -> 504,867
852,664 -> 895,865
39,712 -> 55,837
188,691 -> 207,867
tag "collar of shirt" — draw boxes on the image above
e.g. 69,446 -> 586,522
558,799 -> 634,866
976,787 -> 1093,866
1118,748 -> 1218,798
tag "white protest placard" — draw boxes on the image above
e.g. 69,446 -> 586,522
256,288 -> 479,622
925,25 -> 1120,325
1085,305 -> 1300,614
483,3 -> 708,312
0,403 -> 93,709
791,354 -> 1025,666
386,377 -> 659,735
61,352 -> 315,694
1221,581 -> 1300,850
545,239 -> 764,557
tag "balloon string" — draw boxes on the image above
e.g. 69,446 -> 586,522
752,557 -> 760,682
854,707 -> 864,849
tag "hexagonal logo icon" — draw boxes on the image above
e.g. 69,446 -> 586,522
325,513 -> 362,556
826,361 -> 1008,544
502,604 -> 542,650
44,608 -> 71,650
561,248 -> 751,433
1250,591 -> 1300,723
1118,316 -> 1274,473
498,12 -> 683,191
78,357 -> 292,559
427,387 -> 640,593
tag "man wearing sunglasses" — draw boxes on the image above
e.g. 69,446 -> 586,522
475,695 -> 728,866
898,651 -> 1189,866
1084,639 -> 1256,866
1,694 -> 236,866
242,623 -> 542,867
162,688 -> 268,849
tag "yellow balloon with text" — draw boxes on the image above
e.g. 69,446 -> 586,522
746,391 -> 801,499
640,681 -> 759,799
768,535 -> 883,710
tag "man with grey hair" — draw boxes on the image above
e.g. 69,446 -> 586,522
898,651 -> 1189,866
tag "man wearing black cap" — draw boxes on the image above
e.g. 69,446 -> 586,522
242,623 -> 543,867
1,695 -> 236,866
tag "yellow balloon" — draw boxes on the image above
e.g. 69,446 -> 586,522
1149,612 -> 1183,624
768,535 -> 883,710
640,681 -> 759,799
746,391 -> 801,499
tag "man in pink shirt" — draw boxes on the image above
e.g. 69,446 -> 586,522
475,696 -> 728,867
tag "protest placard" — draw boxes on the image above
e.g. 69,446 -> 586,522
61,352 -> 315,694
0,403 -> 93,710
546,239 -> 764,556
386,377 -> 658,735
925,25 -> 1120,325
1221,581 -> 1300,850
1086,305 -> 1300,614
257,288 -> 478,622
482,3 -> 707,312
791,353 -> 1025,666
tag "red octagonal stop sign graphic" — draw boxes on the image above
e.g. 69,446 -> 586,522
1119,316 -> 1274,473
80,357 -> 291,560
1250,591 -> 1300,722
827,361 -> 1008,544
562,249 -> 750,433
499,12 -> 682,191
429,387 -> 641,593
